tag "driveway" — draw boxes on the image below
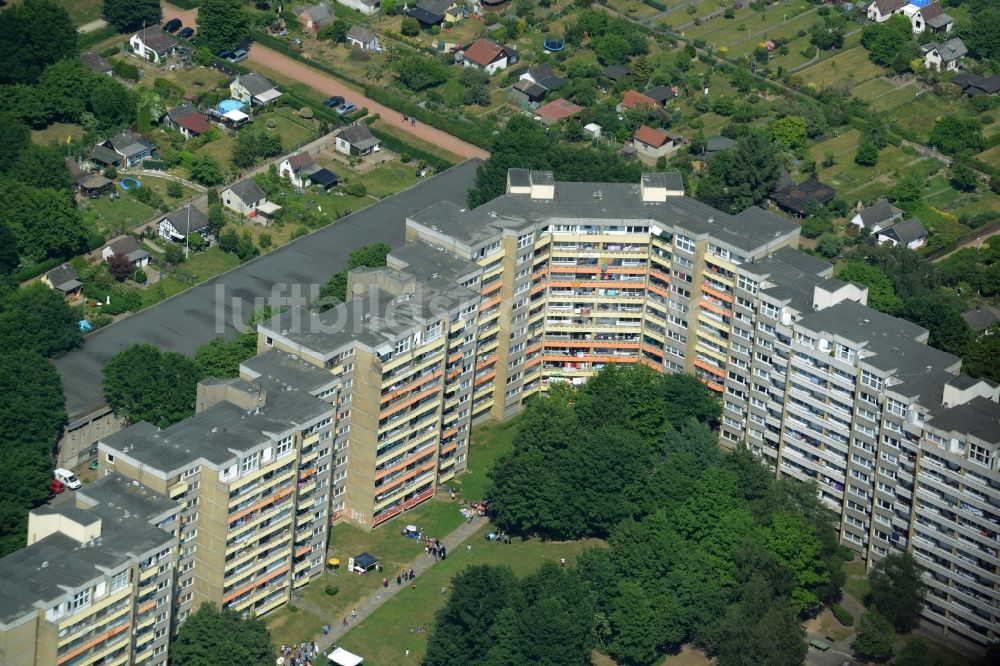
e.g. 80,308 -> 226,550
160,2 -> 490,160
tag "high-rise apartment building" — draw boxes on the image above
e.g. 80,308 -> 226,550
98,373 -> 334,621
0,475 -> 178,666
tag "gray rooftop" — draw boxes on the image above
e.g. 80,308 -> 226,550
237,71 -> 278,97
856,198 -> 902,227
641,172 -> 683,191
101,378 -> 331,474
962,305 -> 1000,332
0,474 -> 176,626
338,123 -> 380,150
878,217 -> 926,245
240,348 -> 339,396
926,396 -> 1000,448
407,175 -> 798,256
226,178 -> 266,205
750,247 -> 833,314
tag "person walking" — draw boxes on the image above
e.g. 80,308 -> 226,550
351,608 -> 357,619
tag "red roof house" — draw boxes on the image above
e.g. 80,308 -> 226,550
534,99 -> 583,125
631,125 -> 683,165
619,90 -> 658,111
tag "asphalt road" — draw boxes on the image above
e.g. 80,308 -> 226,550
55,159 -> 482,419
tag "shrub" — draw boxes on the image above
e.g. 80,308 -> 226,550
801,45 -> 817,58
325,585 -> 339,596
831,603 -> 854,627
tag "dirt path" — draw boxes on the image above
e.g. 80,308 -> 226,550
78,18 -> 108,34
161,2 -> 489,161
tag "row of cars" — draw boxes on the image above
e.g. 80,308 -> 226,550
323,95 -> 357,115
163,18 -> 194,40
164,17 -> 249,64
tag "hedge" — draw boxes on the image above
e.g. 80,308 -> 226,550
361,86 -> 492,149
643,0 -> 667,10
251,31 -> 367,88
362,120 -> 456,172
13,257 -> 65,284
831,604 -> 854,627
78,25 -> 120,51
169,0 -> 201,8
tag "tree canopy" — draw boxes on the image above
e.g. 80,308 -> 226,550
102,344 -> 201,428
861,15 -> 918,73
868,552 -> 927,632
318,242 -> 392,309
0,0 -> 77,85
0,283 -> 83,357
170,602 -> 273,666
197,0 -> 251,53
103,0 -> 162,33
695,132 -> 782,213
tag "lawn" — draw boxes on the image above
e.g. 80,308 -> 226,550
195,134 -> 237,170
142,247 -> 242,308
352,163 -> 420,199
266,418 -> 518,649
138,175 -> 200,204
976,144 -> 1000,172
842,557 -> 871,604
13,0 -> 104,26
890,90 -> 954,140
80,194 -> 156,237
335,530 -> 604,666
796,46 -> 885,91
31,122 -> 84,146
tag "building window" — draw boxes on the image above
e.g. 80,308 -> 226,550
277,437 -> 293,457
517,233 -> 533,249
106,453 -> 115,463
395,337 -> 410,354
860,371 -> 884,391
737,275 -> 758,295
970,443 -> 992,467
69,589 -> 91,612
110,570 -> 129,592
241,452 -> 259,473
675,234 -> 696,253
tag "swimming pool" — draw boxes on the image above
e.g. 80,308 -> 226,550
119,177 -> 141,190
219,99 -> 245,114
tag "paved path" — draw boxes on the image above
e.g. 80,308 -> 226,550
78,18 -> 107,34
161,3 -> 489,161
296,515 -> 489,650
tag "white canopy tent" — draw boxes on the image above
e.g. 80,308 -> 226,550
327,647 -> 363,666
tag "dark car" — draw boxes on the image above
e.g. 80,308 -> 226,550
178,27 -> 195,39
218,49 -> 234,60
323,95 -> 345,108
164,18 -> 182,33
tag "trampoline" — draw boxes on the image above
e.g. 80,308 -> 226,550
218,99 -> 245,114
543,37 -> 564,52
119,177 -> 141,190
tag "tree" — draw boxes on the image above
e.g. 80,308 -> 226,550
401,17 -> 420,36
381,0 -> 399,15
868,552 -> 927,632
854,607 -> 894,662
888,171 -> 923,203
234,232 -> 259,262
170,602 -> 273,666
197,0 -> 251,53
929,115 -> 984,156
0,182 -> 87,263
861,15 -> 917,69
895,638 -> 931,666
394,55 -> 448,91
107,252 -> 133,282
900,292 -> 973,356
810,14 -> 845,51
103,0 -> 162,32
0,349 -> 66,555
696,132 -> 782,213
232,131 -> 259,169
816,233 -> 844,259
258,232 -> 272,249
836,261 -> 902,314
217,229 -> 239,255
189,155 -> 226,185
102,344 -> 201,427
90,78 -> 136,131
0,224 -> 19,275
164,243 -> 186,266
7,143 -> 74,191
188,232 -> 206,252
195,332 -> 258,379
854,139 -> 879,166
36,59 -> 96,124
771,115 -> 807,151
0,0 -> 78,85
0,114 -> 31,173
950,157 -> 978,192
595,34 -> 631,65
963,4 -> 1000,62
207,204 -> 226,236
317,18 -> 350,43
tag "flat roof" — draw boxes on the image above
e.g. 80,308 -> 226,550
241,348 -> 338,396
926,396 -> 1000,448
54,160 -> 480,422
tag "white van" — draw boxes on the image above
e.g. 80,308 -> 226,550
53,468 -> 82,490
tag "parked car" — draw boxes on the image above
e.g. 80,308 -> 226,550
335,102 -> 357,115
164,18 -> 182,33
178,27 -> 195,39
229,49 -> 248,63
54,468 -> 82,490
218,50 -> 234,60
49,479 -> 65,495
323,95 -> 345,108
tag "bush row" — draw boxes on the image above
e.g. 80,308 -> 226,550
169,0 -> 201,9
362,116 -> 455,172
831,604 -> 854,627
643,0 -> 667,10
250,31 -> 367,88
78,24 -> 120,50
361,86 -> 492,149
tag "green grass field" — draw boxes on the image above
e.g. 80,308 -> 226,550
142,247 -> 241,308
976,144 -> 1000,171
8,0 -> 104,26
30,122 -> 85,146
80,195 -> 156,237
266,420 -> 519,649
797,46 -> 885,91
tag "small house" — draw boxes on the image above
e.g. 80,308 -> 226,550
953,73 -> 1000,97
850,198 -> 903,230
602,64 -> 630,82
222,179 -> 267,217
279,153 -> 321,188
129,27 -> 179,63
41,264 -> 83,302
103,130 -> 155,168
705,135 -> 737,156
306,168 -> 340,191
346,26 -> 380,51
335,123 -> 381,157
337,0 -> 380,15
875,218 -> 927,250
922,37 -> 966,72
158,204 -> 210,242
772,178 -> 836,217
460,38 -> 514,74
509,79 -> 547,105
409,0 -> 462,26
618,90 -> 658,113
644,85 -> 677,105
293,3 -> 334,32
88,145 -> 121,168
963,305 -> 1000,333
534,99 -> 582,126
866,0 -> 907,23
230,72 -> 282,108
165,103 -> 211,139
80,51 -> 112,76
102,236 -> 150,268
520,64 -> 564,92
631,125 -> 682,165
583,123 -> 602,139
907,1 -> 953,34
